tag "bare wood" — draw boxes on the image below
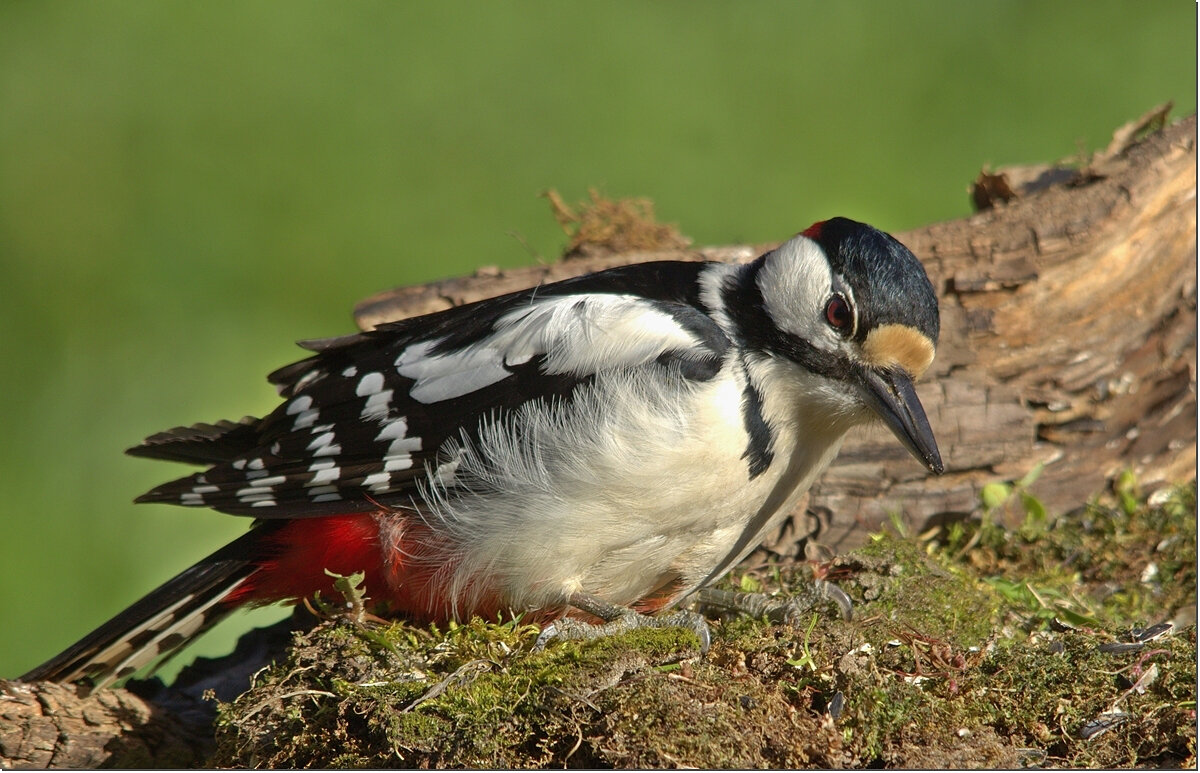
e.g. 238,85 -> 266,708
0,680 -> 209,769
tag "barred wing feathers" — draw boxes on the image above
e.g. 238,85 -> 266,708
131,262 -> 730,517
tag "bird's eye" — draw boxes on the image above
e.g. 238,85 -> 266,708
824,294 -> 853,333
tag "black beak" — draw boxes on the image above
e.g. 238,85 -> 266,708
857,366 -> 944,474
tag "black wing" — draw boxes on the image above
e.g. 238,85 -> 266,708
131,261 -> 731,517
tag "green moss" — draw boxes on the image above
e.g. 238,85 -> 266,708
944,479 -> 1196,630
852,531 -> 1003,649
957,629 -> 1196,765
211,613 -> 713,767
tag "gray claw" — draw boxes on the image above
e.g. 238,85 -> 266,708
653,609 -> 712,652
533,622 -> 560,651
694,579 -> 854,625
814,579 -> 854,622
763,580 -> 854,624
533,609 -> 711,653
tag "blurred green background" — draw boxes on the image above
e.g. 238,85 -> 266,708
1,1 -> 1194,679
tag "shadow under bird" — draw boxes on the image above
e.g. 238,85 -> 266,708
21,217 -> 943,689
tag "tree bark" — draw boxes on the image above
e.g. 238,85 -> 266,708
0,680 -> 209,769
4,111 -> 1194,769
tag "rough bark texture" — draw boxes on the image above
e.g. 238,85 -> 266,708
0,680 -> 209,769
4,112 -> 1194,769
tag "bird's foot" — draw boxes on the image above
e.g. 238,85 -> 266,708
695,578 -> 853,625
534,592 -> 711,652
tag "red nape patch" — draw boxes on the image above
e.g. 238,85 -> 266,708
801,220 -> 827,240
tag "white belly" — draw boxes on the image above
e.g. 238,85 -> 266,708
421,364 -> 848,615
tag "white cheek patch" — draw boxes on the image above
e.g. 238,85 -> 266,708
756,236 -> 832,340
861,324 -> 936,379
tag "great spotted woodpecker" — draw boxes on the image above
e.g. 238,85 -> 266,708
21,217 -> 942,689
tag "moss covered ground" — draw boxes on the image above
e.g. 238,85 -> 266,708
212,478 -> 1195,768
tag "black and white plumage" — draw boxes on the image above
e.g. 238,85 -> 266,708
132,261 -> 733,515
23,217 -> 943,687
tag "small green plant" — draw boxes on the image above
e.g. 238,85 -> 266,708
785,613 -> 821,672
983,576 -> 1100,627
932,469 -> 1195,633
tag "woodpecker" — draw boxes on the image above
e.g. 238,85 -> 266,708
21,217 -> 942,689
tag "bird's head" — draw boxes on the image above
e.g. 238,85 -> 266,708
737,217 -> 943,474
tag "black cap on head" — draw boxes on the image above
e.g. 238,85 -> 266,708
803,218 -> 939,345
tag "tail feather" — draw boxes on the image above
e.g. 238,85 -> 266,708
99,573 -> 251,688
126,417 -> 262,466
19,525 -> 278,691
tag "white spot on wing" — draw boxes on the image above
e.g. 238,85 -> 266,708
356,372 -> 385,395
253,475 -> 287,487
363,390 -> 393,420
393,295 -> 706,404
286,395 -> 313,415
410,364 -> 510,403
397,340 -> 510,403
356,371 -> 394,418
292,409 -> 319,430
309,465 -> 341,486
307,431 -> 342,457
293,368 -> 324,392
529,296 -> 702,376
376,418 -> 422,455
363,470 -> 391,492
237,486 -> 277,501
